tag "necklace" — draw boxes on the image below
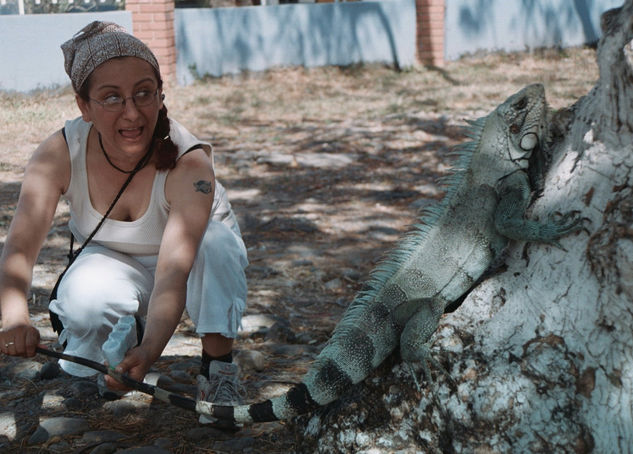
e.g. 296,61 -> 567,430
98,132 -> 152,174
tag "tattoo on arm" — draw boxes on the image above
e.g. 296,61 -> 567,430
193,180 -> 213,194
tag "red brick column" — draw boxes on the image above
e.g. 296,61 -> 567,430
416,0 -> 445,67
125,0 -> 177,84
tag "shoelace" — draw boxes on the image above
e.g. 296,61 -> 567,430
207,374 -> 246,405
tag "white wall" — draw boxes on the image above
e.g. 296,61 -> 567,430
0,11 -> 132,92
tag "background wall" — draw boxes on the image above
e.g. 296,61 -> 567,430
444,0 -> 622,60
0,0 -> 625,93
0,11 -> 132,92
175,0 -> 416,84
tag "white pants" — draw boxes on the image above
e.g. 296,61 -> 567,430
49,212 -> 248,377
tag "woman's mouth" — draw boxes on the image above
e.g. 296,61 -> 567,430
119,127 -> 144,139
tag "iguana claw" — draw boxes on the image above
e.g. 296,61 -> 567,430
405,344 -> 456,392
539,210 -> 585,250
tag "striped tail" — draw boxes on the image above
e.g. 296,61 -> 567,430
196,382 -> 321,424
197,327 -> 399,424
196,351 -> 371,424
199,283 -> 404,424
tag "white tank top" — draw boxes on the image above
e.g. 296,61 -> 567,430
63,117 -> 213,256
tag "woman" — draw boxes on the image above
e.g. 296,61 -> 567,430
0,21 -> 248,421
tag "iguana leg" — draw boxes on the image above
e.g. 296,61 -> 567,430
399,302 -> 447,390
494,171 -> 583,248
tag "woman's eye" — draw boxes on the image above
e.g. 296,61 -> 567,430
103,95 -> 122,105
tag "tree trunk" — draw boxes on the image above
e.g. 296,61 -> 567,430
291,2 -> 633,452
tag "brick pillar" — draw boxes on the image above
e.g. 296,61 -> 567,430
125,0 -> 177,84
416,0 -> 445,67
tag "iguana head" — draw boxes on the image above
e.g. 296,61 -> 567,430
495,83 -> 547,169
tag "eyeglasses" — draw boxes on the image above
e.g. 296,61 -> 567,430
90,89 -> 160,112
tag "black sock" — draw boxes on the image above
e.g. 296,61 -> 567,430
200,351 -> 233,379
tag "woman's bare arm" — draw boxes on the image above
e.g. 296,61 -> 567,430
0,130 -> 70,356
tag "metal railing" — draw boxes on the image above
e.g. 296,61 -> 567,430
0,0 -> 123,15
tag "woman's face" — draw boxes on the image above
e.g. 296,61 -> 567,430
76,57 -> 163,158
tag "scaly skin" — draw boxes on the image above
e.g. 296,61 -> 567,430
198,84 -> 582,425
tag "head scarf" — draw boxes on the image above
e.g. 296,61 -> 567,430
61,21 -> 160,92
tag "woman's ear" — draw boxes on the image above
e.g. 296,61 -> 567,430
75,94 -> 92,122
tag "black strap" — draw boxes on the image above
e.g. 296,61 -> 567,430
49,135 -> 153,335
183,144 -> 204,155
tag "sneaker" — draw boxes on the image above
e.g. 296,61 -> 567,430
196,360 -> 246,424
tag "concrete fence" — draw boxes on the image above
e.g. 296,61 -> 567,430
176,0 -> 417,85
0,0 -> 622,93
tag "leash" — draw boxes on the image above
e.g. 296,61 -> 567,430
34,346 -> 237,429
35,346 -> 196,410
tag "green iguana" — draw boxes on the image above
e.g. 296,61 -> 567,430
198,83 -> 582,424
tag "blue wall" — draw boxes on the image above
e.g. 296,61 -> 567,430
175,0 -> 416,84
445,0 -> 622,60
0,0 -> 624,92
0,11 -> 132,92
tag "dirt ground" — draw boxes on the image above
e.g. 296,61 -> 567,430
0,47 -> 598,452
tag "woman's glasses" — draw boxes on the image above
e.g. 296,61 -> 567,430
90,89 -> 160,112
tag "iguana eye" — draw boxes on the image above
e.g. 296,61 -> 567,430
520,132 -> 539,150
513,97 -> 528,110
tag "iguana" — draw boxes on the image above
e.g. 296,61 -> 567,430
198,83 -> 582,425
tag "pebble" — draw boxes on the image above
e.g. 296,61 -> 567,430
271,344 -> 318,357
186,426 -> 233,441
89,442 -> 119,454
28,416 -> 90,444
324,277 -> 343,290
69,379 -> 99,398
41,391 -> 65,410
240,314 -> 278,333
63,397 -> 85,410
265,321 -> 296,343
9,360 -> 41,380
81,430 -> 127,443
0,412 -> 17,441
116,447 -> 172,454
153,437 -> 175,450
214,436 -> 257,452
235,349 -> 267,372
168,369 -> 192,383
39,360 -> 62,379
102,398 -> 150,417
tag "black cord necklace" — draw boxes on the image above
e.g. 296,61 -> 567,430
98,132 -> 152,174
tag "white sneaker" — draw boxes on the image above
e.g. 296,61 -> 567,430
196,360 -> 246,424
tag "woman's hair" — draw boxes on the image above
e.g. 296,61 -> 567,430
78,64 -> 179,171
153,104 -> 179,171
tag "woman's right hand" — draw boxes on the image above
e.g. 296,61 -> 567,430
0,323 -> 40,357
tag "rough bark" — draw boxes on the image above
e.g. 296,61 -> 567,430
290,2 -> 633,452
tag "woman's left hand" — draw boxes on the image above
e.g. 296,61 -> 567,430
104,345 -> 154,391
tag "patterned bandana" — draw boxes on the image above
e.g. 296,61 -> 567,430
61,21 -> 160,92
